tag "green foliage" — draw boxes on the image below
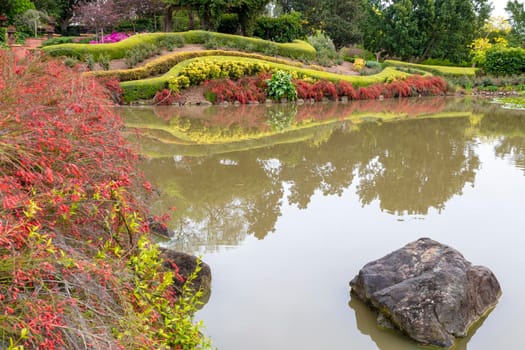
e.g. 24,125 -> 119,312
180,58 -> 271,85
484,47 -> 525,76
506,0 -> 525,46
217,13 -> 240,34
0,27 -> 6,46
3,0 -> 35,21
266,70 -> 297,101
384,60 -> 478,77
168,75 -> 190,93
365,60 -> 382,69
254,11 -> 306,43
128,236 -> 211,349
420,58 -> 471,67
98,53 -> 111,70
85,54 -> 95,70
290,0 -> 364,48
363,0 -> 491,63
121,78 -> 167,103
307,31 -> 341,66
42,36 -> 94,46
42,30 -> 317,61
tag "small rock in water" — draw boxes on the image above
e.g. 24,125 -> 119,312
350,237 -> 501,348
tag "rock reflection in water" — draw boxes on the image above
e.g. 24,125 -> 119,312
348,294 -> 490,350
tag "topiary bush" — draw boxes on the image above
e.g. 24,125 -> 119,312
42,31 -> 317,62
254,12 -> 306,43
484,47 -> 525,76
217,13 -> 240,34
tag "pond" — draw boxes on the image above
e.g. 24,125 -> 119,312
121,97 -> 525,350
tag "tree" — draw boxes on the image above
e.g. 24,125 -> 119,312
506,0 -> 525,46
290,0 -> 364,48
30,0 -> 84,34
113,0 -> 165,31
20,9 -> 49,36
161,0 -> 270,35
362,0 -> 492,63
0,0 -> 36,23
73,0 -> 121,41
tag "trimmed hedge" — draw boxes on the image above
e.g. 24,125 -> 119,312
120,55 -> 408,102
384,60 -> 477,76
254,12 -> 305,43
87,50 -> 305,81
484,48 -> 525,76
42,30 -> 316,61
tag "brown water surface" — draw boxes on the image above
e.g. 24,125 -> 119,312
122,97 -> 525,350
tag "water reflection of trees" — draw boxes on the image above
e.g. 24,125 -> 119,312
141,114 -> 485,251
479,109 -> 525,174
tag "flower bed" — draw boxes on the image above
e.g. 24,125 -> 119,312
90,32 -> 130,44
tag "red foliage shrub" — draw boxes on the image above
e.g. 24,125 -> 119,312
0,52 -> 180,349
154,88 -> 177,105
204,76 -> 266,104
358,84 -> 383,100
336,81 -> 358,99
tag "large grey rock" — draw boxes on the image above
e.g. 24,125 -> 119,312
350,238 -> 501,348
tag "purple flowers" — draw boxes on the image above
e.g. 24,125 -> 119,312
89,32 -> 129,44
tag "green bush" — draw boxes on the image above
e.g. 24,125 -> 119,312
85,54 -> 95,70
41,36 -> 94,46
121,78 -> 168,103
266,70 -> 297,101
254,12 -> 305,43
217,13 -> 240,34
420,58 -> 470,67
365,60 -> 382,69
307,32 -> 341,66
180,59 -> 270,85
383,60 -> 477,76
98,53 -> 111,70
484,47 -> 525,76
0,27 -> 7,45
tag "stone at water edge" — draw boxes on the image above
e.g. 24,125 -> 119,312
349,237 -> 501,348
160,248 -> 212,303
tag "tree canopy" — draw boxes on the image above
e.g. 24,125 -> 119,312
362,0 -> 492,63
506,0 -> 525,46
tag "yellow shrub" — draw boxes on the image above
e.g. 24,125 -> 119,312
353,58 -> 365,72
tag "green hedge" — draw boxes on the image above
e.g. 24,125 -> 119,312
484,48 -> 525,76
88,50 -> 305,81
254,12 -> 305,43
0,27 -> 6,45
384,60 -> 477,76
120,55 -> 407,102
42,30 -> 316,61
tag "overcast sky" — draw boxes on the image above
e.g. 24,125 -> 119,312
491,0 -> 514,18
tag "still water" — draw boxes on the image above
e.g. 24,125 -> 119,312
122,97 -> 525,350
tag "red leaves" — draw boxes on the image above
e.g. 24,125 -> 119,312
0,51 -> 152,348
154,89 -> 178,105
204,76 -> 266,104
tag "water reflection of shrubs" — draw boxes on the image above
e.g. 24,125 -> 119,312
141,113 -> 486,249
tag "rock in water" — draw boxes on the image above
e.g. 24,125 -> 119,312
350,238 -> 501,348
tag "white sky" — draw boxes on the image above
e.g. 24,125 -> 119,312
491,0 -> 519,18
